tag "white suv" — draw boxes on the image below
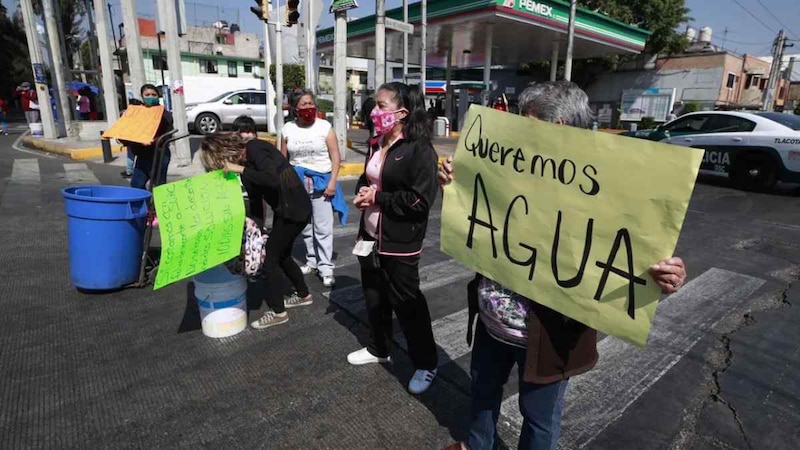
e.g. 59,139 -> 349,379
186,90 -> 269,135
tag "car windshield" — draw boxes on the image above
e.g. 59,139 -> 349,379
205,91 -> 236,103
754,112 -> 800,131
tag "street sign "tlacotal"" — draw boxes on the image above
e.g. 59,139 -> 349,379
385,17 -> 414,34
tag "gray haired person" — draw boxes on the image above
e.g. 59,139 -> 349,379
438,81 -> 687,450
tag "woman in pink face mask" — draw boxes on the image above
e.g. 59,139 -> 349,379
349,82 -> 441,396
281,88 -> 343,288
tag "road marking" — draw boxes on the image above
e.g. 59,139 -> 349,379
494,268 -> 765,449
1,159 -> 41,208
11,131 -> 57,158
64,163 -> 100,184
326,258 -> 473,314
8,158 -> 40,184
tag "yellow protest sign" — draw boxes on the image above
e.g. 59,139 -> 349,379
441,106 -> 703,346
102,105 -> 164,144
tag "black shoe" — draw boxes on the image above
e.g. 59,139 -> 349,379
120,171 -> 132,179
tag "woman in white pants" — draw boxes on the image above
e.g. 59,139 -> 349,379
281,89 -> 342,287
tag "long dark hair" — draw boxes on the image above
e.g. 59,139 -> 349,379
378,82 -> 431,141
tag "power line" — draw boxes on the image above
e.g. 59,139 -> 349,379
752,0 -> 800,40
714,37 -> 772,46
731,0 -> 775,33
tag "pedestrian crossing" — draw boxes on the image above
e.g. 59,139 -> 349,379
320,215 -> 767,448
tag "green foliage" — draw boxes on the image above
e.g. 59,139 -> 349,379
269,64 -> 306,92
682,101 -> 701,114
316,98 -> 333,113
794,102 -> 800,116
0,7 -> 33,99
640,116 -> 656,130
580,0 -> 691,55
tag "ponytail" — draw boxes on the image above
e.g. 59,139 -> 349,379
378,82 -> 431,142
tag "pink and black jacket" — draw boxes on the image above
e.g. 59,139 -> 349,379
356,136 -> 438,256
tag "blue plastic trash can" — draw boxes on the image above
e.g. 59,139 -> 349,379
61,185 -> 152,290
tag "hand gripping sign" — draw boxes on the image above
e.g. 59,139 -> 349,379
441,106 -> 703,346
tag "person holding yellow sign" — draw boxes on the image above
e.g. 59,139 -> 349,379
120,84 -> 174,190
437,81 -> 688,450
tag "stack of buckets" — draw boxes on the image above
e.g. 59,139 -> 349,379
193,265 -> 247,338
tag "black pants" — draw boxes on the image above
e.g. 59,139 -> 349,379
263,215 -> 309,314
360,254 -> 438,370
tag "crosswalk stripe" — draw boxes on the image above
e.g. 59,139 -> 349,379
326,258 -> 474,314
1,159 -> 40,207
9,158 -> 40,184
494,268 -> 765,448
64,163 -> 100,185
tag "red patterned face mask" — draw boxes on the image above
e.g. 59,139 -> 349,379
297,107 -> 317,122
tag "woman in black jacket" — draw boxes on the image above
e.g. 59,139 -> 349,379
349,82 -> 440,395
200,133 -> 313,330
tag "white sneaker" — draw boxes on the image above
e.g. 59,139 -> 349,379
300,264 -> 317,275
408,369 -> 437,394
347,347 -> 391,365
322,276 -> 336,287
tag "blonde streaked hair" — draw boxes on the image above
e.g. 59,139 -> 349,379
199,132 -> 246,171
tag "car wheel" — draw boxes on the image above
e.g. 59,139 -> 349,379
195,113 -> 220,135
730,153 -> 778,191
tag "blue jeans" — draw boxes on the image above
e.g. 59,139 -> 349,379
467,321 -> 569,450
125,148 -> 135,175
131,149 -> 170,190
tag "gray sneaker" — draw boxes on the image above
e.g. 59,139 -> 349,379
251,310 -> 289,330
284,292 -> 313,309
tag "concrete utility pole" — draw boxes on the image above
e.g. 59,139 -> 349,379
564,0 -> 577,81
42,0 -> 70,136
550,40 -> 560,81
120,0 -> 146,99
161,0 -> 191,165
420,0 -> 427,93
375,0 -> 386,87
334,10 -> 347,160
275,0 -> 285,145
264,22 -> 278,133
402,0 -> 408,83
20,0 -> 57,138
93,0 -> 120,125
763,29 -> 786,112
482,24 -> 493,106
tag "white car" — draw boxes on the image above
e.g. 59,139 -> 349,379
186,90 -> 288,135
625,111 -> 800,190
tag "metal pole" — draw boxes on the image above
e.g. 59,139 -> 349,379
550,39 -> 559,81
108,3 -> 119,51
162,0 -> 191,165
444,38 -> 453,127
264,21 -> 277,133
275,0 -> 285,144
334,10 -> 347,161
121,0 -> 146,98
93,0 -> 120,124
482,24 -> 493,106
43,0 -> 70,136
375,0 -> 386,87
157,33 -> 166,87
20,0 -> 57,138
402,0 -> 408,83
564,0 -> 576,82
420,0 -> 427,92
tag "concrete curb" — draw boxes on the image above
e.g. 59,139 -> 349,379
22,136 -> 124,160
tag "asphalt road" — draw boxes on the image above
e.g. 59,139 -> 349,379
1,128 -> 799,449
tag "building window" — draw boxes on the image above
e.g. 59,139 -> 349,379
228,61 -> 238,78
778,86 -> 786,100
152,55 -> 168,70
726,73 -> 737,89
216,34 -> 229,45
199,59 -> 218,74
759,78 -> 768,90
244,62 -> 253,73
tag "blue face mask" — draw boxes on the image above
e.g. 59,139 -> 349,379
143,97 -> 160,106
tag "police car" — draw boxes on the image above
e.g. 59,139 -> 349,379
624,111 -> 800,190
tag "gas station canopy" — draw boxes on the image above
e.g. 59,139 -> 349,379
316,0 -> 651,67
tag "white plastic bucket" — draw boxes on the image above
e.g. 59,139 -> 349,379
29,123 -> 43,136
193,265 -> 247,338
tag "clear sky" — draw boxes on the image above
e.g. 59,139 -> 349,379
3,0 -> 798,58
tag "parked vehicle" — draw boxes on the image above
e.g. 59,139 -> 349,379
186,90 -> 269,135
623,111 -> 800,190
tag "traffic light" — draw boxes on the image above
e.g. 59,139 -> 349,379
250,0 -> 269,21
286,0 -> 299,27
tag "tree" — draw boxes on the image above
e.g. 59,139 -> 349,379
32,0 -> 86,68
0,5 -> 33,100
269,64 -> 306,92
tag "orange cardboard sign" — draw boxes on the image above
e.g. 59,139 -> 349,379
102,105 -> 165,144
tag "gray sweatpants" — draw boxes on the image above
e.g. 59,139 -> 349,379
303,192 -> 335,277
24,110 -> 40,124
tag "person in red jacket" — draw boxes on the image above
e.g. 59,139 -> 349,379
14,82 -> 39,124
0,98 -> 9,135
